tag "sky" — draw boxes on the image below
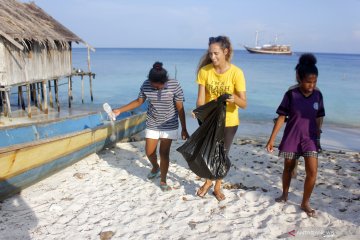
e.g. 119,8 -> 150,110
23,0 -> 360,54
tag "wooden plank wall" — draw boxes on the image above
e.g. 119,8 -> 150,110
1,41 -> 72,86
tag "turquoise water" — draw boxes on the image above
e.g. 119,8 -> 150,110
70,48 -> 360,128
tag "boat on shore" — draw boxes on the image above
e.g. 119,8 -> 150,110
244,31 -> 292,55
0,0 -> 146,200
0,107 -> 146,200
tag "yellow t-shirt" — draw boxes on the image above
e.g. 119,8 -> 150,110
196,64 -> 246,127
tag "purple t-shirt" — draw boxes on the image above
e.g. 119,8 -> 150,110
277,87 -> 325,153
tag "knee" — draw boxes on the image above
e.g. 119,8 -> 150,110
159,147 -> 170,159
284,164 -> 296,173
159,151 -> 170,160
306,169 -> 317,179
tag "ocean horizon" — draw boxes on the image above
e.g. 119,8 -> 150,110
74,46 -> 360,55
70,48 -> 360,125
68,48 -> 360,151
8,47 -> 358,151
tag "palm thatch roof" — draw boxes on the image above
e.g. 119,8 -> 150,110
0,0 -> 88,50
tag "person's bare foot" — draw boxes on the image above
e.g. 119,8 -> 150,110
301,204 -> 316,217
160,182 -> 172,192
196,182 -> 213,197
275,195 -> 288,202
212,190 -> 226,201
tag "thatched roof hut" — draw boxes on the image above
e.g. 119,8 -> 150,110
0,0 -> 94,117
0,0 -> 86,49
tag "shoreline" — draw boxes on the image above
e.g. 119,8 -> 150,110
184,115 -> 360,153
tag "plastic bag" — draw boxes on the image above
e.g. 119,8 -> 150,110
177,94 -> 231,179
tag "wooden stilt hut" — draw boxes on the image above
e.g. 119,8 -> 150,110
0,0 -> 94,118
0,0 -> 148,201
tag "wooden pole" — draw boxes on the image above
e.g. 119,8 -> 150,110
40,81 -> 45,100
55,79 -> 60,112
23,59 -> 31,117
89,73 -> 93,102
70,76 -> 73,100
81,74 -> 84,104
0,91 -> 4,113
31,83 -> 37,106
27,84 -> 31,118
37,82 -> 42,111
0,91 -> 2,107
17,86 -> 21,106
30,84 -> 34,102
42,80 -> 48,114
18,86 -> 26,110
68,76 -> 72,108
48,80 -> 53,108
5,89 -> 11,117
87,47 -> 94,102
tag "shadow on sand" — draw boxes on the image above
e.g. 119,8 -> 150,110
0,181 -> 38,240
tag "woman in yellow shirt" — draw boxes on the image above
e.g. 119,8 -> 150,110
195,36 -> 247,201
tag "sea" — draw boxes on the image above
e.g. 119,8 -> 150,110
17,48 -> 360,151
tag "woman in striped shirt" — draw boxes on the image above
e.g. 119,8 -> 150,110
113,62 -> 189,191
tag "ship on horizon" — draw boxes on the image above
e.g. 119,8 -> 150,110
244,31 -> 292,55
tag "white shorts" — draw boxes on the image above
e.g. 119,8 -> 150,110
145,129 -> 178,140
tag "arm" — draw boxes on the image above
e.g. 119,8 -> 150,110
113,98 -> 145,116
266,115 -> 286,152
196,84 -> 206,107
316,116 -> 324,150
316,116 -> 323,137
176,101 -> 189,140
227,91 -> 247,109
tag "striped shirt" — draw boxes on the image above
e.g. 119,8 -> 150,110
138,79 -> 185,130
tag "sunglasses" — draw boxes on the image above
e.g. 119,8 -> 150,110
209,36 -> 226,44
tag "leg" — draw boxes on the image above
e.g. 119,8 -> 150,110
213,179 -> 225,201
197,179 -> 213,197
145,138 -> 160,174
291,159 -> 299,178
275,158 -> 297,202
301,156 -> 318,217
224,126 -> 238,155
158,138 -> 172,184
210,126 -> 237,201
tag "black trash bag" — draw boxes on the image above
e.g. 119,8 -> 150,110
177,94 -> 231,179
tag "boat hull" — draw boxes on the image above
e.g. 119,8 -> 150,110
244,46 -> 292,55
0,111 -> 146,200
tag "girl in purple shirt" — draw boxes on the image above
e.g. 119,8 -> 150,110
266,53 -> 325,217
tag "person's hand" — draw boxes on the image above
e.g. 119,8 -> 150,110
113,109 -> 121,117
225,94 -> 235,103
191,110 -> 196,119
181,129 -> 189,140
266,141 -> 274,153
317,138 -> 322,152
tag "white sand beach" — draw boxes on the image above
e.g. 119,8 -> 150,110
0,134 -> 359,239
